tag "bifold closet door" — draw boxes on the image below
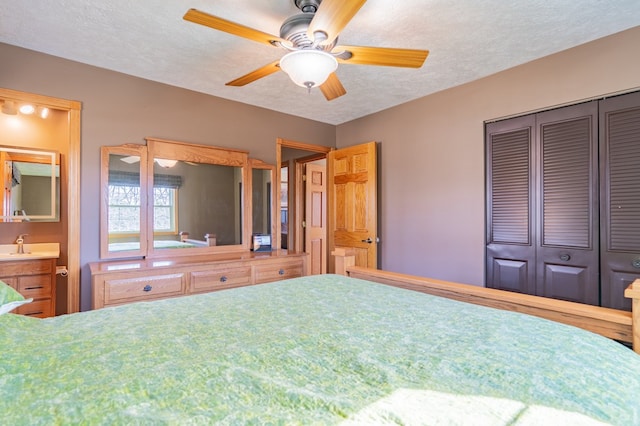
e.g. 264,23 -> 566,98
535,102 -> 599,305
486,115 -> 536,295
599,91 -> 640,310
486,102 -> 599,306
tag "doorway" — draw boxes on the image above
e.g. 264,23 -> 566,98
276,139 -> 332,274
0,88 -> 81,313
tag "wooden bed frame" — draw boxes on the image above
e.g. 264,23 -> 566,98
333,249 -> 640,354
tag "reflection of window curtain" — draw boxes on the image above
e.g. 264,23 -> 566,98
153,174 -> 182,189
108,171 -> 182,188
11,163 -> 21,187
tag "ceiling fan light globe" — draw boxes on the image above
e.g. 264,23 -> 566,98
279,50 -> 337,89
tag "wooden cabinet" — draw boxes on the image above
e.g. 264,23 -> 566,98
0,258 -> 56,318
90,251 -> 308,309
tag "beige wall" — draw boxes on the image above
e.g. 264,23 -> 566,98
0,42 -> 335,310
336,26 -> 640,286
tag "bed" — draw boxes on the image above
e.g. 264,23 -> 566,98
2,274 -> 640,425
108,240 -> 199,252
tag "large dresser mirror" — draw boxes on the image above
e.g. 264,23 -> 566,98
101,138 -> 275,259
1,145 -> 59,222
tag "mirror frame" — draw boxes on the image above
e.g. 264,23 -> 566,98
100,144 -> 148,259
1,145 -> 59,222
100,139 -> 271,259
249,158 -> 276,250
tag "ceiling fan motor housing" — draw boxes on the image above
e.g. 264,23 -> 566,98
280,12 -> 335,51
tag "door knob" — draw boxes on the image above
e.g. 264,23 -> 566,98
632,258 -> 640,269
559,254 -> 571,262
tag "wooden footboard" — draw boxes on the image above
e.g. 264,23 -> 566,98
332,250 -> 638,354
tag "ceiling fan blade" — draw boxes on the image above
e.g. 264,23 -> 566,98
320,72 -> 346,101
226,61 -> 281,86
307,0 -> 367,46
336,45 -> 429,68
184,9 -> 286,47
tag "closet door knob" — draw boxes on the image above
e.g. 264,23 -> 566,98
559,254 -> 571,261
632,258 -> 640,269
143,284 -> 152,292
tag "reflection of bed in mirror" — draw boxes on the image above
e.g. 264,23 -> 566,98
108,240 -> 198,252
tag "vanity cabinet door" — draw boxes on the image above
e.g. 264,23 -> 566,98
0,259 -> 56,318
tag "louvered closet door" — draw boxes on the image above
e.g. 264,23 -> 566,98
600,91 -> 640,310
535,102 -> 599,305
486,115 -> 536,294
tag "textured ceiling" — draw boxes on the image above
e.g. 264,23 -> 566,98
1,0 -> 639,125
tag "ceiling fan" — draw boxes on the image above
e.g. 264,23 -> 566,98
183,0 -> 429,101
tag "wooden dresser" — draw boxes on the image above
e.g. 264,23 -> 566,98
90,250 -> 308,309
1,258 -> 57,318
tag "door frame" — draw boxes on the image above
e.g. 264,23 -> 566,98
276,138 -> 332,257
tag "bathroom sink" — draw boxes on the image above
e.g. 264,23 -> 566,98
0,243 -> 60,261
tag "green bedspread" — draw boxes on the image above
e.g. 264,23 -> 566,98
1,274 -> 639,425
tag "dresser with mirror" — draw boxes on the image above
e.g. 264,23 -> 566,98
90,137 -> 307,309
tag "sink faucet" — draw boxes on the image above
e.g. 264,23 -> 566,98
15,234 -> 28,254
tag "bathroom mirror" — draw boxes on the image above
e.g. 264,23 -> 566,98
250,159 -> 275,249
0,146 -> 59,222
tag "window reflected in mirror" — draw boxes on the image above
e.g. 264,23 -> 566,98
103,148 -> 147,258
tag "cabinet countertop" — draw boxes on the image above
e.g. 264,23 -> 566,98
89,250 -> 306,275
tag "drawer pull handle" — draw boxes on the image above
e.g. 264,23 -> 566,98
278,269 -> 285,275
559,254 -> 571,262
143,284 -> 153,292
220,276 -> 228,283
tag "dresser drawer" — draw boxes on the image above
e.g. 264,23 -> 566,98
104,273 -> 185,305
17,275 -> 52,299
190,266 -> 252,293
15,298 -> 54,318
254,260 -> 304,284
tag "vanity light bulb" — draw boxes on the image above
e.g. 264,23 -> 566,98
19,104 -> 35,115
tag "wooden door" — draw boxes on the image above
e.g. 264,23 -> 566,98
328,141 -> 377,271
599,91 -> 640,310
305,163 -> 327,275
486,115 -> 537,294
535,102 -> 599,305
